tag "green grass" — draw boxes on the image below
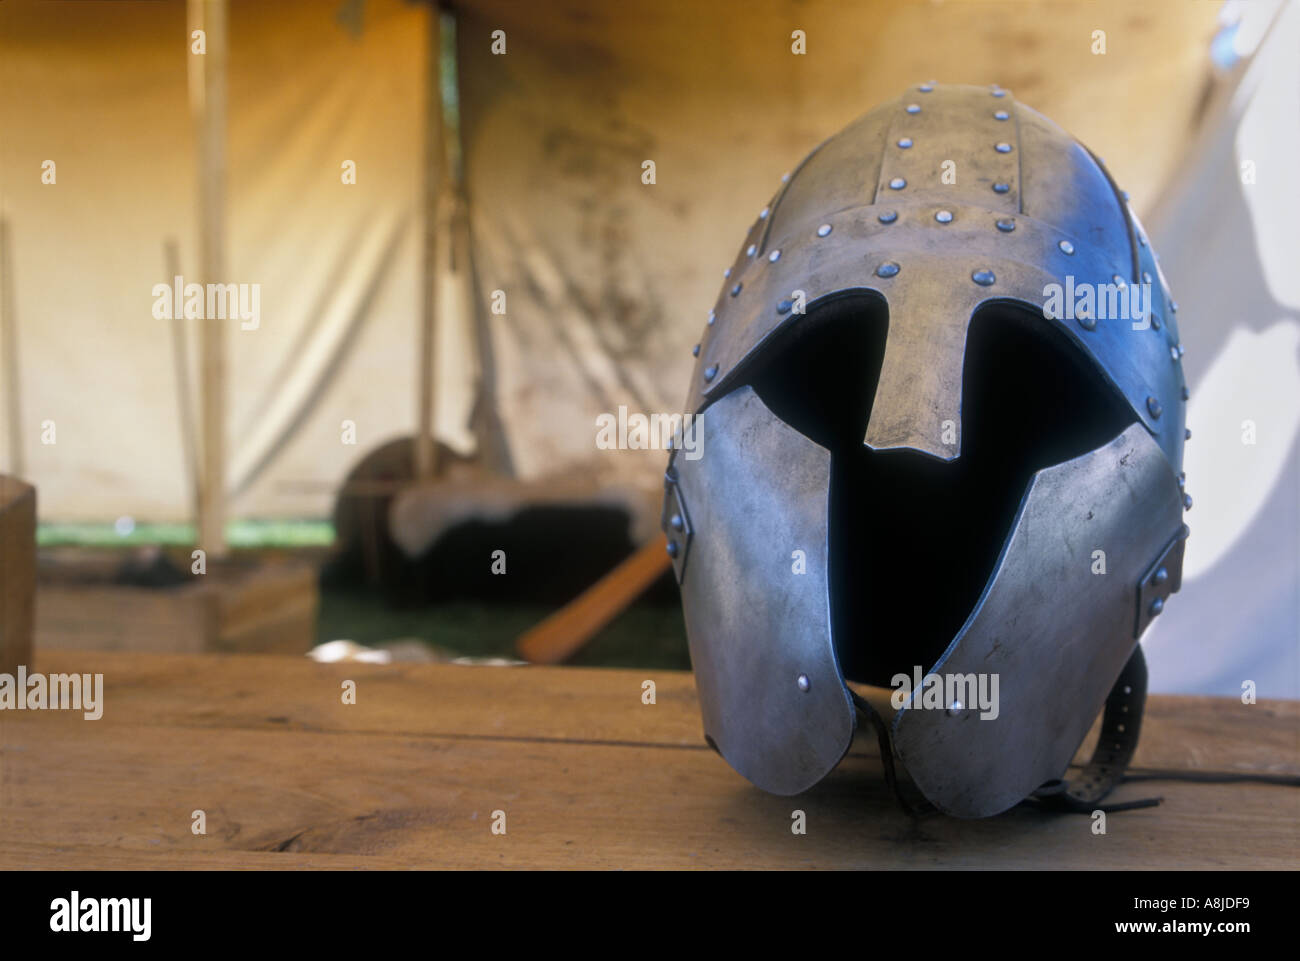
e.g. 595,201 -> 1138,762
38,519 -> 335,548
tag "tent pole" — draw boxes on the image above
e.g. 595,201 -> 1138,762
190,0 -> 228,556
164,238 -> 200,526
415,4 -> 444,482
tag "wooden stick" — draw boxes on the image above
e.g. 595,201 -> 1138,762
516,535 -> 671,664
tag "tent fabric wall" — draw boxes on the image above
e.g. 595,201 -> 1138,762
0,0 -> 449,522
455,0 -> 1222,489
1,0 -> 1222,524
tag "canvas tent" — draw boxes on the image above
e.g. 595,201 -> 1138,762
4,0 -> 1295,696
0,0 -> 1222,522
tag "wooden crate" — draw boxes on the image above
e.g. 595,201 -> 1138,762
0,475 -> 36,672
36,551 -> 318,656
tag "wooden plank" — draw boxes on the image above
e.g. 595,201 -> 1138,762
0,843 -> 421,871
24,650 -> 709,746
19,650 -> 1299,775
0,476 -> 35,673
517,535 -> 672,664
1,651 -> 1295,869
1,717 -> 1294,870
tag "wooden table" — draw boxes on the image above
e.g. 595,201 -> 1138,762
1,650 -> 1295,869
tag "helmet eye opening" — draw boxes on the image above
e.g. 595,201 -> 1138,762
744,297 -> 1136,687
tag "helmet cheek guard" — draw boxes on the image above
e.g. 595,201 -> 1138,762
666,386 -> 854,796
665,84 -> 1189,817
892,422 -> 1183,817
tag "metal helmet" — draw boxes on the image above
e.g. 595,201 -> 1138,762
662,83 -> 1189,818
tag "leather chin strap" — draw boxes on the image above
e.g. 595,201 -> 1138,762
1029,645 -> 1160,814
855,645 -> 1158,817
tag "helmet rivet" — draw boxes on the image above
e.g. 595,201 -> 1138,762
889,177 -> 907,190
1152,314 -> 1162,330
707,310 -> 716,326
1142,271 -> 1152,284
1153,567 -> 1169,586
816,223 -> 832,237
666,540 -> 679,558
777,299 -> 793,314
1170,301 -> 1179,313
730,283 -> 742,297
994,110 -> 1009,121
971,269 -> 996,286
691,343 -> 700,357
1185,428 -> 1192,440
935,210 -> 953,223
897,137 -> 913,149
704,364 -> 718,381
723,267 -> 731,279
1146,396 -> 1162,418
1150,597 -> 1164,616
995,142 -> 1012,154
768,249 -> 781,262
1178,473 -> 1186,488
1058,239 -> 1075,255
1078,310 -> 1096,331
919,82 -> 934,93
781,172 -> 791,183
1183,493 -> 1193,511
947,701 -> 963,716
796,674 -> 811,692
992,182 -> 1010,194
1122,190 -> 1131,201
759,206 -> 770,220
876,262 -> 900,278
991,87 -> 1007,97
879,210 -> 898,224
996,217 -> 1015,232
906,103 -> 921,114
1113,274 -> 1127,288
670,513 -> 684,532
1181,386 -> 1189,401
746,244 -> 757,257
1170,345 -> 1179,361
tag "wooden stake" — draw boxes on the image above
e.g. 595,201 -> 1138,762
516,536 -> 672,664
